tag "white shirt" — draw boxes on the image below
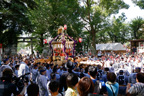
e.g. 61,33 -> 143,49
18,62 -> 30,77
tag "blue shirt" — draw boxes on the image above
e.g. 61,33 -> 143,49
128,73 -> 137,84
106,82 -> 119,96
46,69 -> 51,80
83,73 -> 90,78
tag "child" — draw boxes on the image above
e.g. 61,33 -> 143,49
65,73 -> 78,96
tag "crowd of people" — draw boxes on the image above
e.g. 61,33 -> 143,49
0,51 -> 144,96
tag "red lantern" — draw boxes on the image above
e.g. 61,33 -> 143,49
44,39 -> 47,44
64,25 -> 67,30
79,38 -> 82,43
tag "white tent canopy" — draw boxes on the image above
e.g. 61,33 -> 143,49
96,43 -> 126,51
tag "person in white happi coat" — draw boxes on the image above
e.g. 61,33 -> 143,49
18,58 -> 30,78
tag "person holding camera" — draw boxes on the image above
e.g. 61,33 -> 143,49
0,68 -> 27,96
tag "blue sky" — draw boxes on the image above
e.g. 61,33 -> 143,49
115,0 -> 144,22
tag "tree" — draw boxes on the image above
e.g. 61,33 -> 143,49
29,0 -> 84,53
79,0 -> 129,53
132,0 -> 144,9
129,17 -> 144,39
0,0 -> 36,54
107,13 -> 130,43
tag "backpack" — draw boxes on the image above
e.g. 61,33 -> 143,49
93,80 -> 100,94
93,79 -> 107,95
98,70 -> 103,80
118,75 -> 125,85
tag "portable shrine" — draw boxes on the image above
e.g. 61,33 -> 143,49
49,25 -> 77,61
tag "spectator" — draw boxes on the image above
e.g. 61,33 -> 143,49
117,70 -> 128,85
47,73 -> 56,96
0,68 -> 27,96
49,80 -> 62,96
59,60 -> 74,93
77,77 -> 94,96
65,73 -> 78,96
27,84 -> 39,96
126,73 -> 144,96
116,70 -> 127,96
102,67 -> 109,83
106,72 -> 119,96
88,66 -> 106,95
128,67 -> 141,84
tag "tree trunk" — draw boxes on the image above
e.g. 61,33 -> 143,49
91,29 -> 97,54
40,33 -> 44,52
134,31 -> 138,39
86,0 -> 96,54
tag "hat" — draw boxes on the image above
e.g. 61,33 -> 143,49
40,67 -> 46,73
65,60 -> 74,69
3,59 -> 9,63
119,70 -> 123,73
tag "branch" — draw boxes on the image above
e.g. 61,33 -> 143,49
81,17 -> 90,24
84,26 -> 90,32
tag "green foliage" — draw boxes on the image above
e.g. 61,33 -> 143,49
132,0 -> 144,9
129,17 -> 144,39
29,0 -> 84,52
106,13 -> 130,43
0,0 -> 37,48
2,0 -> 142,54
79,0 -> 129,52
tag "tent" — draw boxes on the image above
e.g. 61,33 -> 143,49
96,43 -> 126,52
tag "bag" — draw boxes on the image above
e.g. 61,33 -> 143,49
118,75 -> 125,85
97,70 -> 102,80
93,80 -> 100,94
110,85 -> 115,96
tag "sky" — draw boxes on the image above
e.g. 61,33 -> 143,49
115,0 -> 144,22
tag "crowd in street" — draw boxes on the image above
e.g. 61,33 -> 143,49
0,51 -> 144,96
